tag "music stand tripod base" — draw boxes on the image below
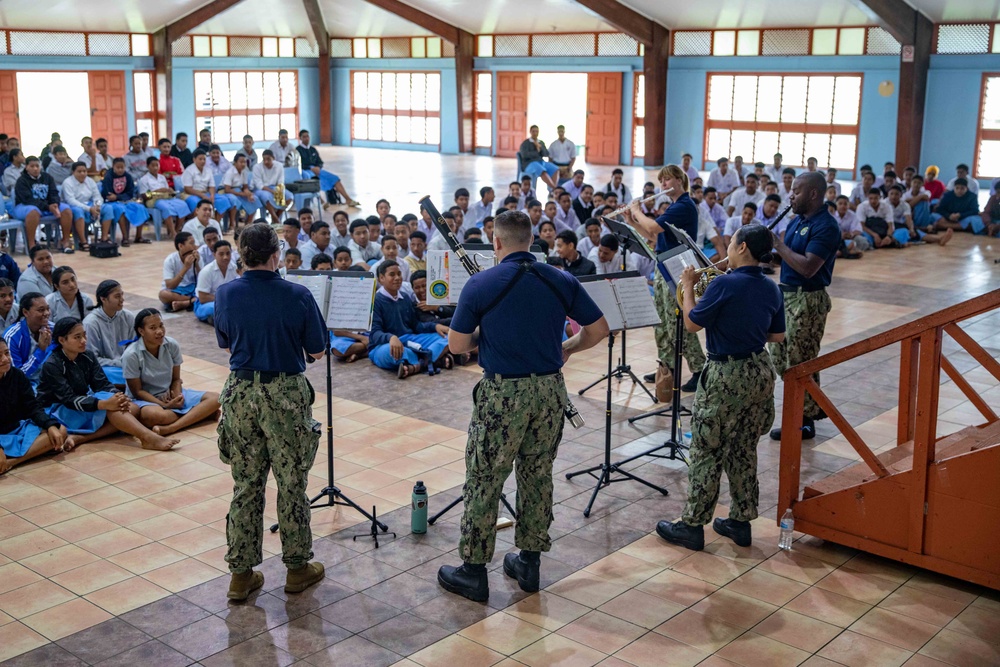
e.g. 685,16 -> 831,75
354,506 -> 396,548
427,490 -> 518,526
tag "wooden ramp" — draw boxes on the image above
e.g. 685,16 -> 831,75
778,290 -> 1000,590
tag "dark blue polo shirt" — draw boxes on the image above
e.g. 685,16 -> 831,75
654,192 -> 699,254
780,208 -> 840,289
689,266 -> 785,356
215,270 -> 327,373
451,251 -> 603,375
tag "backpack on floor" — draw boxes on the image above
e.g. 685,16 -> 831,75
89,240 -> 120,258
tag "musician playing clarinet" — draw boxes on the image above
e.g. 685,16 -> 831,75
437,210 -> 609,602
655,225 -> 784,551
767,172 -> 840,442
625,165 -> 709,392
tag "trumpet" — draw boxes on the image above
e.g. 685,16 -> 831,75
602,192 -> 661,219
676,256 -> 729,304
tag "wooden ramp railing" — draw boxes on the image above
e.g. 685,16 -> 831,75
778,289 -> 1000,590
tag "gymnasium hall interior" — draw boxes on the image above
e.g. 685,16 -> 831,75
0,0 -> 998,665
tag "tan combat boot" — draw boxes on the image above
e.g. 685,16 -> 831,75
227,570 -> 264,601
285,562 -> 325,593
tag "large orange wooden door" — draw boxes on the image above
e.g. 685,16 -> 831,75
495,72 -> 528,158
585,73 -> 622,165
0,73 -> 20,140
88,72 -> 128,156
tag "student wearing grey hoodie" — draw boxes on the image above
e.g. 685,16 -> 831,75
82,280 -> 135,387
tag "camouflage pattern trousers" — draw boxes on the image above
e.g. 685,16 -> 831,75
654,273 -> 706,374
217,372 -> 321,573
768,288 -> 832,421
683,352 -> 776,526
459,374 -> 566,565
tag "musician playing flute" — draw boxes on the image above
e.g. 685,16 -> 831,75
624,165 -> 708,392
767,172 -> 841,442
655,225 -> 784,551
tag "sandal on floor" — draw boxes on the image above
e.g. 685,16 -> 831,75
135,238 -> 152,244
398,363 -> 419,379
440,353 -> 455,370
453,352 -> 471,366
120,239 -> 132,247
79,243 -> 90,252
61,247 -> 75,254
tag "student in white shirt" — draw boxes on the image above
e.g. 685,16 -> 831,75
856,188 -> 897,248
427,213 -> 461,251
946,163 -> 979,195
77,136 -> 109,177
181,149 -> 229,221
707,157 -> 740,199
765,153 -> 787,182
251,149 -> 286,223
181,200 -> 214,248
548,125 -> 577,180
589,234 -> 637,275
298,221 -> 334,269
603,168 -> 631,205
221,154 -> 259,231
562,170 -> 586,200
902,174 -> 932,229
553,192 -> 580,233
330,210 -> 351,248
467,187 -> 494,226
681,153 -> 700,185
371,236 -> 411,283
158,232 -> 200,312
138,156 -> 189,239
699,187 -> 728,231
831,195 -> 867,256
234,135 -> 258,169
194,240 -> 238,324
348,219 -> 382,268
60,162 -> 102,249
826,168 -> 842,197
848,172 -> 876,211
722,202 -> 759,245
205,145 -> 231,178
756,194 -> 787,236
267,129 -> 298,168
577,219 -> 602,258
777,168 -> 796,207
726,174 -> 765,216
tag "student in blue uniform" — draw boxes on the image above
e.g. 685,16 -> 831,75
3,293 -> 54,384
122,308 -> 221,437
82,280 -> 135,387
655,224 -> 785,551
768,172 -> 841,441
368,260 -> 453,378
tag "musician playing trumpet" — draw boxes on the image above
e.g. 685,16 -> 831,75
623,165 -> 708,393
655,224 -> 785,551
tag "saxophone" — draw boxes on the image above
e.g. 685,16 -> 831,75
274,183 -> 286,208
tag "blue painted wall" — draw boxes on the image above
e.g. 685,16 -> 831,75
665,55 -> 900,176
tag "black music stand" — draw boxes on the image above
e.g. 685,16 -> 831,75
270,271 -> 387,534
565,272 -> 669,517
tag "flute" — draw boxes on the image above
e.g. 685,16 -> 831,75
604,192 -> 661,219
767,203 -> 794,230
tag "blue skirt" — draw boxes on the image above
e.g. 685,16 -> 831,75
330,333 -> 358,355
48,391 -> 115,435
132,388 -> 206,415
0,421 -> 42,458
171,283 -> 197,297
103,366 -> 125,385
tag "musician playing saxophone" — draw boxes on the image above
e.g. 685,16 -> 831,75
656,224 -> 785,551
624,164 -> 708,392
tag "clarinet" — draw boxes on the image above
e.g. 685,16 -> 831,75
767,203 -> 794,230
419,196 -> 585,428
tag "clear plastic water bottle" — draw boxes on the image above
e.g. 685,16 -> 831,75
778,508 -> 795,550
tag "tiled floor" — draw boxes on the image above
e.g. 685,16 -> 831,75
1,147 -> 999,666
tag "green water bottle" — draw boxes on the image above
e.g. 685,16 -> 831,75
411,481 -> 428,534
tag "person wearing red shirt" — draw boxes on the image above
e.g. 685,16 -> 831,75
923,165 -> 945,202
157,138 -> 184,189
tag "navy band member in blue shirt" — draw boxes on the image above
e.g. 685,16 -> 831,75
437,210 -> 610,602
656,225 -> 785,551
625,164 -> 709,392
214,224 -> 328,602
767,172 -> 841,441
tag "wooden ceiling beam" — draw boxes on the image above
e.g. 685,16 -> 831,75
163,0 -> 247,42
361,0 -> 463,44
303,0 -> 332,143
574,0 -> 656,46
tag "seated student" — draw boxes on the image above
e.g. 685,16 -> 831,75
196,129 -> 213,154
541,200 -> 559,225
468,187 -> 495,226
832,195 -> 867,258
923,165 -> 946,203
16,246 -> 55,298
931,178 -> 983,234
562,170 -> 585,199
946,164 -> 978,195
46,266 -> 93,323
181,149 -> 227,220
552,192 -> 580,233
428,213 -> 461,251
205,145 -> 231,179
482,216 -> 495,245
756,194 -> 786,233
282,247 -> 303,275
295,129 -> 359,208
157,137 -> 184,188
60,161 -> 101,251
234,134 -> 258,169
519,174 -> 536,206
375,198 -> 391,222
278,218 -> 301,262
13,157 -> 77,256
722,203 -> 759,246
330,246 -> 352,271
410,270 -> 455,324
100,157 -> 151,245
523,199 -> 543,232
982,189 -> 1000,238
857,188 -> 900,248
576,218 -> 603,258
507,181 -> 523,210
726,173 -> 765,216
138,156 -> 188,239
604,167 -> 632,203
392,219 -> 410,258
329,210 -> 350,247
0,279 -> 17,331
2,149 -> 25,195
37,318 -> 178,451
554,230 -> 596,277
299,221 -> 333,269
588,234 -> 638,274
82,280 -> 134,386
498,196 -> 518,214
221,153 -> 260,231
372,236 -> 411,282
572,184 -> 595,223
123,135 -> 149,181
78,136 -> 108,177
159,232 -> 199,312
889,183 -> 951,247
366,215 -> 383,244
537,220 -> 558,255
826,168 -> 842,197
348,218 -> 382,268
3,293 -> 54,384
902,174 -> 932,230
700,187 -> 728,231
44,146 -> 74,186
122,308 -> 221,437
776,167 -> 796,207
195,240 -> 237,325
880,170 -> 901,198
182,200 -> 215,254
0,335 -> 73,474
368,260 -> 454,378
464,227 -> 483,243
404,231 -> 427,273
310,253 -> 333,271
453,187 -> 470,216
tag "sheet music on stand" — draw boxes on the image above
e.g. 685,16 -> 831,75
602,218 -> 658,263
579,271 -> 659,332
286,270 -> 376,331
657,246 -> 700,291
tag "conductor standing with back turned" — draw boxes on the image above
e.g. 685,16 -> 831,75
437,210 -> 609,602
214,224 -> 328,602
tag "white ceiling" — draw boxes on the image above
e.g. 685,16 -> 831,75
0,0 -> 998,38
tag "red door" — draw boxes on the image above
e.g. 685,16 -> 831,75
88,72 -> 128,156
495,72 -> 528,158
0,73 -> 19,140
585,73 -> 622,165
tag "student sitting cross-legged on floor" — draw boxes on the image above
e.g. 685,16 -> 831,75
45,266 -> 92,323
159,231 -> 200,312
0,336 -> 73,474
36,317 -> 179,451
194,240 -> 238,325
369,260 -> 457,378
3,293 -> 55,385
82,280 -> 134,387
122,308 -> 221,437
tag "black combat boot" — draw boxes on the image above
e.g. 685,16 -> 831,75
680,371 -> 702,393
656,520 -> 705,551
503,550 -> 541,592
713,518 -> 752,547
437,562 -> 489,602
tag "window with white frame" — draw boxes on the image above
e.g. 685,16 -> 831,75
193,71 -> 297,144
976,75 -> 1000,178
351,71 -> 441,146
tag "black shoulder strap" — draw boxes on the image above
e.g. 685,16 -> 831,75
480,260 -> 575,318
